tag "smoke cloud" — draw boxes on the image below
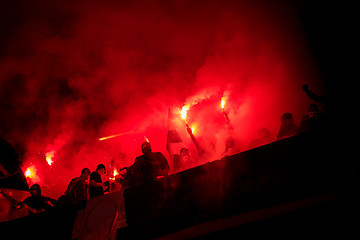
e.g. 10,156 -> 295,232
0,0 -> 325,197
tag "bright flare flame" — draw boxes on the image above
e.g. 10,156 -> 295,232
25,168 -> 32,178
180,105 -> 190,120
221,96 -> 227,110
25,165 -> 40,183
190,123 -> 197,135
110,169 -> 119,181
45,150 -> 55,166
144,136 -> 149,142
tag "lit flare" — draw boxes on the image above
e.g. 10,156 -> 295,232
45,150 -> 55,166
221,96 -> 227,110
190,124 -> 197,135
25,165 -> 40,183
221,95 -> 231,127
25,168 -> 32,178
109,169 -> 119,181
180,105 -> 190,121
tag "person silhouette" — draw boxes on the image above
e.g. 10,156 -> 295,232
89,164 -> 109,198
126,142 -> 170,185
298,103 -> 327,134
17,184 -> 57,214
277,113 -> 298,140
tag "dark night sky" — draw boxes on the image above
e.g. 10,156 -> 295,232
0,0 -> 355,197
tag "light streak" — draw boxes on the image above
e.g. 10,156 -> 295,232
99,131 -> 132,141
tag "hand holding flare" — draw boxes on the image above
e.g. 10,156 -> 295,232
221,96 -> 231,128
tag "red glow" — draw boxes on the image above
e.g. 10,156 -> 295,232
0,0 -> 325,198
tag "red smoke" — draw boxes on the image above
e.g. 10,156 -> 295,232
0,0 -> 325,198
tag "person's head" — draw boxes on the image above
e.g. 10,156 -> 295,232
96,164 -> 106,175
307,104 -> 319,119
30,184 -> 41,197
180,148 -> 190,161
141,142 -> 152,155
281,113 -> 294,126
80,168 -> 91,179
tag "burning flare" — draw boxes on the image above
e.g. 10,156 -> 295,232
221,96 -> 227,110
144,136 -> 149,142
190,124 -> 197,135
221,94 -> 231,127
25,165 -> 40,184
25,168 -> 33,178
180,105 -> 190,121
45,150 -> 55,166
109,169 -> 119,181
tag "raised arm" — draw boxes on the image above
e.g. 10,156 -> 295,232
302,84 -> 328,103
187,125 -> 206,156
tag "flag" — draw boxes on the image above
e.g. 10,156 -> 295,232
166,108 -> 186,172
0,138 -> 29,191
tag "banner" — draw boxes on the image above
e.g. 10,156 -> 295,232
72,189 -> 126,240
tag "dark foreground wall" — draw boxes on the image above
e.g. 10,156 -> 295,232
0,204 -> 78,239
120,132 -> 355,239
